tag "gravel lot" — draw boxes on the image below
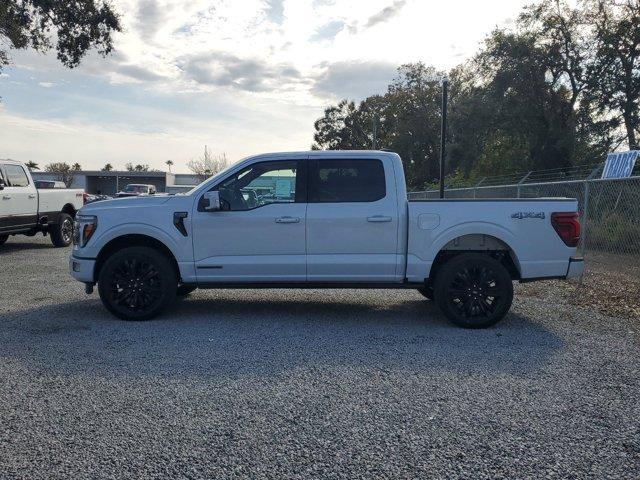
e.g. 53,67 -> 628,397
1,235 -> 639,479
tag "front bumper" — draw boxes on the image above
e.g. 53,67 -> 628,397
566,256 -> 585,279
69,255 -> 96,283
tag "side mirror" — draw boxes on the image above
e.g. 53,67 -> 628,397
204,190 -> 221,211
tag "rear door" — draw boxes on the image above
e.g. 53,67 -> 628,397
306,156 -> 399,282
0,163 -> 37,233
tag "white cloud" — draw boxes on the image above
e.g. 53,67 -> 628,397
313,61 -> 396,100
1,0 -> 533,169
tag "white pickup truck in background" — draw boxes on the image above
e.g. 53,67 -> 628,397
0,160 -> 85,247
69,151 -> 583,328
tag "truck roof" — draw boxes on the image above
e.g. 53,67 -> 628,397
242,150 -> 399,162
0,159 -> 29,166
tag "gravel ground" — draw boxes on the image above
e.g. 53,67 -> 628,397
0,235 -> 639,479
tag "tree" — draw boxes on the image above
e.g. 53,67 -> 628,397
72,162 -> 82,171
45,162 -> 75,187
101,163 -> 113,171
0,1 -> 121,75
134,164 -> 149,172
165,160 -> 174,172
310,0 -> 625,187
312,100 -> 371,151
587,0 -> 640,150
187,146 -> 229,181
24,161 -> 39,171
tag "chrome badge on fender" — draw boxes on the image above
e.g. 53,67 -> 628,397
511,212 -> 546,219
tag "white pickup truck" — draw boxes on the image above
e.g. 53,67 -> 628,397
69,151 -> 583,328
1,160 -> 85,247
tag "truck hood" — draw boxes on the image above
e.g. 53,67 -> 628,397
80,195 -> 173,213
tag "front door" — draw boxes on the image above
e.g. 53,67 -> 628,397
192,159 -> 307,282
0,163 -> 37,233
306,157 -> 399,282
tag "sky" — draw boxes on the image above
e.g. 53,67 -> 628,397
0,0 -> 532,173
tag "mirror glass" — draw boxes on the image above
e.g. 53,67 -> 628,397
204,191 -> 221,211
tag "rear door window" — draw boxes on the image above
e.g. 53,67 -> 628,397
309,159 -> 386,203
4,164 -> 29,187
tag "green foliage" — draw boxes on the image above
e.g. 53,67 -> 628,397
0,0 -> 121,73
586,0 -> 640,149
125,163 -> 150,172
24,161 -> 39,171
44,162 -> 75,187
588,213 -> 640,252
312,0 -> 634,190
101,163 -> 113,171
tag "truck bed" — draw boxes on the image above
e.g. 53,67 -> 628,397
406,198 -> 580,281
38,188 -> 84,216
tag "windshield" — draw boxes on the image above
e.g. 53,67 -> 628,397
182,160 -> 239,195
123,185 -> 148,193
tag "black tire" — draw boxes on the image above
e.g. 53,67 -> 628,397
98,246 -> 177,321
0,235 -> 8,246
177,285 -> 197,296
434,253 -> 513,329
417,286 -> 434,300
50,213 -> 74,247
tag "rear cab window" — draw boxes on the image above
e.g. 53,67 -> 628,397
309,159 -> 386,203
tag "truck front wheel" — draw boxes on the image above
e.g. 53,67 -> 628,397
98,246 -> 177,320
434,253 -> 513,329
417,286 -> 433,300
50,213 -> 74,247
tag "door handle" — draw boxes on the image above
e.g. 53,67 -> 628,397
367,215 -> 392,223
28,194 -> 36,199
275,216 -> 300,224
2,195 -> 10,200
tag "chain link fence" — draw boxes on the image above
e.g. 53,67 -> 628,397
408,166 -> 640,269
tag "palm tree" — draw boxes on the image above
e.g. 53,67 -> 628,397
101,163 -> 113,172
165,160 -> 174,172
24,161 -> 39,171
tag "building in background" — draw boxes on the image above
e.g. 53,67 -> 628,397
30,170 -> 200,195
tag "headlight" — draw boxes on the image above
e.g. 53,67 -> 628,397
73,215 -> 97,247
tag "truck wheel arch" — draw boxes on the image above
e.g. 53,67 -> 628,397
427,234 -> 521,281
94,234 -> 181,284
61,204 -> 77,218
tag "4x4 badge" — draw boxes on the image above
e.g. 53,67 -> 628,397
511,212 -> 546,219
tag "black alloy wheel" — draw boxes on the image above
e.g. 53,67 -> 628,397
434,253 -> 513,328
98,246 -> 177,320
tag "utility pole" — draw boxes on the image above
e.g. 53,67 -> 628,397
372,115 -> 378,150
439,78 -> 448,199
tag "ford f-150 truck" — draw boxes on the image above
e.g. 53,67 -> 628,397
69,151 -> 583,328
1,160 -> 84,247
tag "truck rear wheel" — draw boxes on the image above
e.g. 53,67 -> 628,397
50,213 -> 74,247
98,246 -> 177,320
0,235 -> 8,246
434,253 -> 513,329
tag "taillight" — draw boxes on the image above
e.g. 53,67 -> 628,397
551,212 -> 580,247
